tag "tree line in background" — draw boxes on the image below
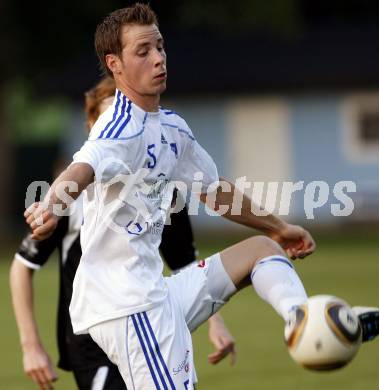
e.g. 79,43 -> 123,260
1,0 -> 378,86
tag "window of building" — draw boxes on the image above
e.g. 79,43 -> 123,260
342,94 -> 379,163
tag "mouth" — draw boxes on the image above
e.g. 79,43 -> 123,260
154,72 -> 167,81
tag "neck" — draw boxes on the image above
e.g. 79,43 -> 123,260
115,79 -> 160,112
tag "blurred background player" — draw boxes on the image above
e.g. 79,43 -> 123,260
10,77 -> 236,390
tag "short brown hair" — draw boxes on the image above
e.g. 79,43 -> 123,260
84,76 -> 116,130
95,3 -> 158,76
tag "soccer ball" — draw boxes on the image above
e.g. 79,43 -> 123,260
284,295 -> 362,371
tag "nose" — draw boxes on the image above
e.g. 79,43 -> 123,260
153,48 -> 166,67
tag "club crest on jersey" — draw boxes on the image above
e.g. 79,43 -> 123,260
198,260 -> 206,268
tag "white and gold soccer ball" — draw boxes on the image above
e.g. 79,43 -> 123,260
284,295 -> 362,371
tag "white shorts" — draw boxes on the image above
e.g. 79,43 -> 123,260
88,253 -> 236,390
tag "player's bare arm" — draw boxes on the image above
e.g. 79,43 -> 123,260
200,177 -> 316,260
24,163 -> 94,241
207,313 -> 236,366
10,260 -> 57,388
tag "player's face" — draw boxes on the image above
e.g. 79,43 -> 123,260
119,24 -> 167,97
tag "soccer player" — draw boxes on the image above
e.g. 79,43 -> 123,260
11,77 -> 235,389
24,4 -> 379,389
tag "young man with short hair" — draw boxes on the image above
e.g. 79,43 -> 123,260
12,76 -> 236,389
25,4 -> 379,389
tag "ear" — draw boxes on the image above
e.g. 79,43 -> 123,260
105,54 -> 122,76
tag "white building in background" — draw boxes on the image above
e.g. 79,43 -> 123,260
161,92 -> 379,229
64,91 -> 379,231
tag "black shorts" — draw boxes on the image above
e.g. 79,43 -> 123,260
73,363 -> 126,390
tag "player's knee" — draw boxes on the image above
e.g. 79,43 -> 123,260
228,236 -> 287,288
246,235 -> 286,265
247,235 -> 281,251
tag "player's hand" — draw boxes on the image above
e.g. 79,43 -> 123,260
207,313 -> 236,365
23,343 -> 58,389
269,223 -> 316,260
24,202 -> 59,241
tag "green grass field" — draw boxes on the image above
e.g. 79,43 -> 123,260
1,232 -> 379,389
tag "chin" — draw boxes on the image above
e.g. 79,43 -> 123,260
148,85 -> 166,96
143,83 -> 167,98
156,81 -> 167,93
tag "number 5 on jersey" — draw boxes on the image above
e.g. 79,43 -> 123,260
147,144 -> 157,169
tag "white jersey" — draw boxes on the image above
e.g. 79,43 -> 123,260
70,89 -> 218,334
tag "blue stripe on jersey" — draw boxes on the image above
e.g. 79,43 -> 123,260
98,90 -> 121,139
101,128 -> 145,141
162,110 -> 176,115
112,100 -> 132,139
143,312 -> 176,390
160,109 -> 186,122
131,314 -> 161,390
137,313 -> 168,390
177,128 -> 195,141
105,96 -> 127,138
91,113 -> 146,141
161,122 -> 177,128
161,123 -> 196,141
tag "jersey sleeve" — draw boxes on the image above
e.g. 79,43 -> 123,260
72,139 -> 134,183
172,119 -> 219,194
15,217 -> 68,270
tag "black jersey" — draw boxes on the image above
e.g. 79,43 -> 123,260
16,202 -> 196,371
